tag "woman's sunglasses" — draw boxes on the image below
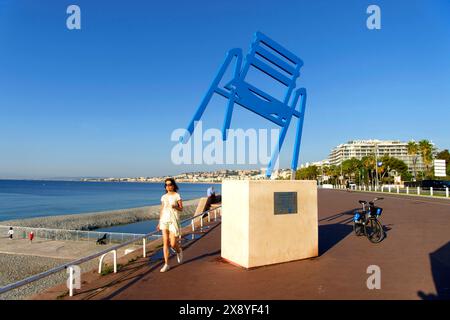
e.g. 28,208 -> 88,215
165,183 -> 173,187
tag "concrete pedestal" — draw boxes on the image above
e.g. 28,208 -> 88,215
221,179 -> 318,269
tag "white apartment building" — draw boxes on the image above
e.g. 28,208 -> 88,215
328,140 -> 429,173
300,159 -> 331,169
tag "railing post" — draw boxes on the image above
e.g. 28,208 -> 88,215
143,238 -> 146,258
214,209 -> 217,220
397,186 -> 399,194
98,250 -> 117,274
446,187 -> 449,198
388,185 -> 391,193
417,186 -> 420,195
68,266 -> 74,297
430,187 -> 433,197
406,186 -> 409,194
369,186 -> 371,191
99,255 -> 105,273
113,250 -> 117,273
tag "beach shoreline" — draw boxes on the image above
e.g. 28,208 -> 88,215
1,198 -> 201,231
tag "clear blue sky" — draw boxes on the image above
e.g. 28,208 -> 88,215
1,0 -> 449,179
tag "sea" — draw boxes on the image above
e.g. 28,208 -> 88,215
0,179 -> 220,233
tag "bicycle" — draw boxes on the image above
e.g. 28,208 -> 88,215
353,197 -> 385,243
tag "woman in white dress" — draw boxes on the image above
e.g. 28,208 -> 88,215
157,177 -> 183,272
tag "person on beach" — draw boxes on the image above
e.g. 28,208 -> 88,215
205,185 -> 221,212
207,186 -> 215,198
8,227 -> 13,240
157,177 -> 183,272
29,231 -> 34,243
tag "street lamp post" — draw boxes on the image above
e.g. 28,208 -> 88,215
374,143 -> 379,189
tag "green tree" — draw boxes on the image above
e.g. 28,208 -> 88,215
323,165 -> 340,185
407,141 -> 419,180
361,154 -> 376,186
378,155 -> 410,182
342,158 -> 362,183
296,166 -> 319,180
418,139 -> 434,179
322,165 -> 331,178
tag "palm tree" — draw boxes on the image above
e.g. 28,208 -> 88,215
418,140 -> 434,179
407,141 -> 419,180
342,158 -> 362,182
362,155 -> 376,186
321,165 -> 332,183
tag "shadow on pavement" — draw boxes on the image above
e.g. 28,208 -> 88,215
319,208 -> 358,223
418,241 -> 450,300
318,209 -> 355,256
99,223 -> 221,300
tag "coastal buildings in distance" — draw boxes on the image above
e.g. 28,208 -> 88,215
81,139 -> 445,183
80,169 -> 293,183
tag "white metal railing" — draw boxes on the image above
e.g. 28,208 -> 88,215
0,225 -> 147,244
190,205 -> 221,239
0,206 -> 221,298
324,184 -> 449,198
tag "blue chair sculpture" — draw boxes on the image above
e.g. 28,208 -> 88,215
182,31 -> 307,178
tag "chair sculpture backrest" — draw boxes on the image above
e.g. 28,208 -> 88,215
239,31 -> 303,105
226,32 -> 304,130
182,31 -> 307,179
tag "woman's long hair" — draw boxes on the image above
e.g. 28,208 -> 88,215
164,177 -> 179,193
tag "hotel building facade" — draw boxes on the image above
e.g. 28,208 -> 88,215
328,140 -> 430,174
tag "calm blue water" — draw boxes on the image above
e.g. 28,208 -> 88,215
95,215 -> 198,234
97,219 -> 159,234
0,180 -> 220,222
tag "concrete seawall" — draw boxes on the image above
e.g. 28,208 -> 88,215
2,198 -> 200,231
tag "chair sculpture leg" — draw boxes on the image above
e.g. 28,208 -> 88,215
265,88 -> 306,179
290,88 -> 307,175
182,48 -> 243,144
221,52 -> 243,141
222,94 -> 235,141
265,119 -> 292,178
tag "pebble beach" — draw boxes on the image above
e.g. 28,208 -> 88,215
0,198 -> 202,300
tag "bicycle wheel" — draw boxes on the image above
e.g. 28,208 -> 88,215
353,222 -> 364,236
365,218 -> 384,243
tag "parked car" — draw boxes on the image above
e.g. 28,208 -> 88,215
419,180 -> 450,191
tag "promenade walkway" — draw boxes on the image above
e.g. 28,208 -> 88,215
34,189 -> 450,300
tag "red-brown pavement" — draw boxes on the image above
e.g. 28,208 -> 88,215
40,189 -> 450,300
